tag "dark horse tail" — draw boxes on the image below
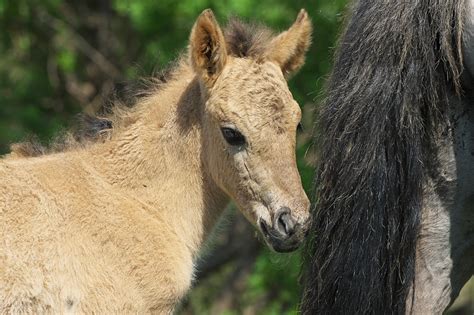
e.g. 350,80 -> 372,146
301,1 -> 465,314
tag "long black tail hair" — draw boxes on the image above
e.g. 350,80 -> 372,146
301,1 -> 465,314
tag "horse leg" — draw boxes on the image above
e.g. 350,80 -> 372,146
409,96 -> 474,314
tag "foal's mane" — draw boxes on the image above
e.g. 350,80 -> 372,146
301,1 -> 465,314
8,18 -> 273,158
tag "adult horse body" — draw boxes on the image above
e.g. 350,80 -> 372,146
0,10 -> 312,313
302,0 -> 473,314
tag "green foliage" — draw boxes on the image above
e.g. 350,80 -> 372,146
244,250 -> 303,314
57,49 -> 77,73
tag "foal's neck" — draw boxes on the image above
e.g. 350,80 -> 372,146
91,65 -> 229,256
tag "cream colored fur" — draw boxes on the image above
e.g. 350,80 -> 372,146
0,9 -> 311,314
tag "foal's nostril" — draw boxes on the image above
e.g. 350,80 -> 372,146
276,210 -> 296,236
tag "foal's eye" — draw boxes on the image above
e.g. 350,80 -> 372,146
221,127 -> 246,146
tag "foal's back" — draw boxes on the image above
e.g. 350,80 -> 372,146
0,154 -> 190,313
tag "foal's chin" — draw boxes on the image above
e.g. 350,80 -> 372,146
268,240 -> 302,253
261,235 -> 304,253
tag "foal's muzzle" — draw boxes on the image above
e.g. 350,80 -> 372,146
259,207 -> 305,253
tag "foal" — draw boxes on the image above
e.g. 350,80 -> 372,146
0,9 -> 311,314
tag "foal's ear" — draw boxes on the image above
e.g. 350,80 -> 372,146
267,9 -> 312,78
189,9 -> 227,87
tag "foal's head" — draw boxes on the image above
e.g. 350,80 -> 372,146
190,9 -> 312,252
